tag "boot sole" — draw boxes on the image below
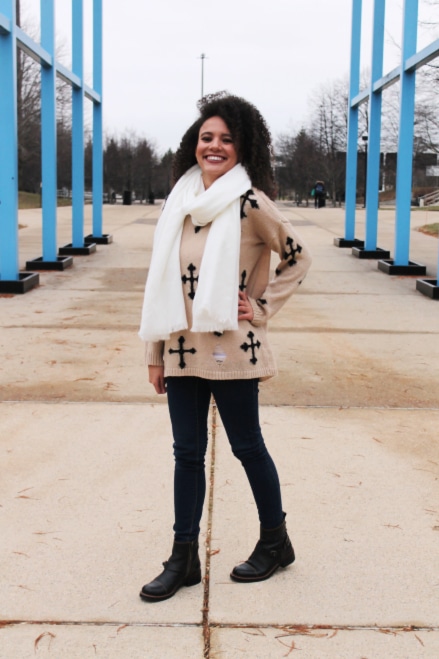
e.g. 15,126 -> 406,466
139,573 -> 202,602
230,552 -> 295,583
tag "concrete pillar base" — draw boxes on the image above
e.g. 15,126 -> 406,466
377,260 -> 427,276
352,247 -> 391,259
416,278 -> 439,299
59,243 -> 97,256
26,256 -> 73,271
0,272 -> 39,294
85,233 -> 113,245
334,237 -> 364,248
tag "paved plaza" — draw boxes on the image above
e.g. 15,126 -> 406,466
0,201 -> 438,657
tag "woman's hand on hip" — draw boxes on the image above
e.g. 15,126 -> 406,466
148,365 -> 166,394
238,290 -> 254,322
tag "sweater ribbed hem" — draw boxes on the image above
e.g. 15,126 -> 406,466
164,366 -> 277,381
145,340 -> 165,366
146,355 -> 165,367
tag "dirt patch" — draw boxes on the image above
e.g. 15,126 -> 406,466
416,223 -> 439,237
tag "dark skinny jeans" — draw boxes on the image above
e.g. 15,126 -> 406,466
166,376 -> 284,542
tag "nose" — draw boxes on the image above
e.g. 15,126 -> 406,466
210,137 -> 221,150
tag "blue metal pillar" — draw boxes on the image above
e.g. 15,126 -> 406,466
86,0 -> 111,245
28,0 -> 72,271
92,0 -> 103,237
0,0 -> 19,280
1,0 -> 103,292
389,0 -> 425,274
335,0 -> 362,247
379,0 -> 426,275
353,0 -> 390,259
363,0 -> 387,255
395,0 -> 418,266
40,0 -> 57,261
0,0 -> 38,292
59,0 -> 96,256
72,0 -> 85,248
340,0 -> 438,294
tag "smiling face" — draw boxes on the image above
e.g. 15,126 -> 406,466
195,116 -> 238,188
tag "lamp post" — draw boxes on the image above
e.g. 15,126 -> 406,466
199,53 -> 206,99
362,133 -> 368,208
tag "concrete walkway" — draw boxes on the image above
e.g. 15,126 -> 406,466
0,202 -> 438,658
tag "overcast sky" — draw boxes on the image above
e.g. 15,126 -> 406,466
21,0 -> 439,154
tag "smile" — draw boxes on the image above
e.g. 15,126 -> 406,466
205,155 -> 225,162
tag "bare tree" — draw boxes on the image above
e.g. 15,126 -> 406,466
132,138 -> 157,202
153,149 -> 174,199
103,133 -> 159,202
275,133 -> 296,199
308,78 -> 352,204
16,2 -> 73,194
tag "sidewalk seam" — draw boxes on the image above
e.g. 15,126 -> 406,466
0,621 -> 204,628
1,400 -> 438,412
0,622 -> 436,631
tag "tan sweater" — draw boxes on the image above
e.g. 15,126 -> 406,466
146,188 -> 312,380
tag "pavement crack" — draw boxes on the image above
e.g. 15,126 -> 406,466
208,623 -> 439,632
203,400 -> 217,659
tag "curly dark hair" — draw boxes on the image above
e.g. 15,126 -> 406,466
172,92 -> 276,200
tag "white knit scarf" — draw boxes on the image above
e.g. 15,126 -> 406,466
139,163 -> 251,342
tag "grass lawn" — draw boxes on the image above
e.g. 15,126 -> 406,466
19,191 -> 72,209
416,222 -> 439,237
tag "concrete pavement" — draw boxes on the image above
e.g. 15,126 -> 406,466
0,201 -> 438,657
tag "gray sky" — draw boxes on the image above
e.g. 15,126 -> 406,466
95,0 -> 358,152
22,1 -> 439,154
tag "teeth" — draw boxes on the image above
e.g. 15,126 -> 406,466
207,156 -> 223,162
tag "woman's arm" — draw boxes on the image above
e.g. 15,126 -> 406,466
246,191 -> 312,326
145,341 -> 166,394
148,365 -> 166,394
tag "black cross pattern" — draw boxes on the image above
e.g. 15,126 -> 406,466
240,189 -> 259,219
168,335 -> 196,369
284,237 -> 302,267
181,263 -> 198,300
239,270 -> 247,292
240,331 -> 261,365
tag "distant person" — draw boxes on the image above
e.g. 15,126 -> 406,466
314,180 -> 325,208
138,92 -> 312,602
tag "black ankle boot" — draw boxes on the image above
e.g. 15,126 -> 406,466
140,539 -> 201,602
230,515 -> 295,583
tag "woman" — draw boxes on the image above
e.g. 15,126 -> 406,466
139,93 -> 311,602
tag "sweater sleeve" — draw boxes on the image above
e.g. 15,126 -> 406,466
145,340 -> 165,366
248,192 -> 312,327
